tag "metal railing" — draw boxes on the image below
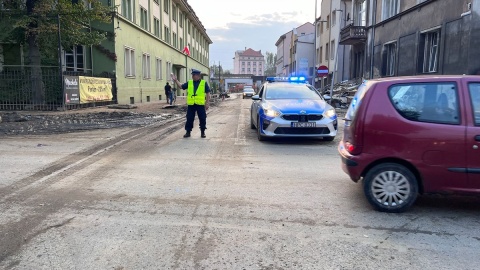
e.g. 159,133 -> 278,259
340,24 -> 367,45
0,66 -> 116,111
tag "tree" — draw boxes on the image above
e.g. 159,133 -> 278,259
0,0 -> 112,104
210,64 -> 223,76
265,51 -> 277,76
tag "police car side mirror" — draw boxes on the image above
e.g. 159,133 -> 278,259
323,94 -> 331,101
252,95 -> 261,101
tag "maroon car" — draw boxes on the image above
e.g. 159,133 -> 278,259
338,75 -> 480,212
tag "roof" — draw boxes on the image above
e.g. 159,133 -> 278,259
369,75 -> 480,83
239,48 -> 264,57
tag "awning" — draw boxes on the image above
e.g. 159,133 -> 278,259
172,63 -> 187,68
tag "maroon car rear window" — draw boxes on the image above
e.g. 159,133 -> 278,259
345,81 -> 370,121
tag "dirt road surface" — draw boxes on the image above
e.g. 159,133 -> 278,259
1,95 -> 480,269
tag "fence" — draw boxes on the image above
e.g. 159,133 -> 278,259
0,66 -> 117,111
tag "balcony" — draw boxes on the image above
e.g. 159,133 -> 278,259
339,24 -> 367,45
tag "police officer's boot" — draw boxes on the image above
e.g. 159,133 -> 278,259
201,130 -> 206,138
183,131 -> 191,138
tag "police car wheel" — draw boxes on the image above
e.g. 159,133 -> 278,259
250,115 -> 255,129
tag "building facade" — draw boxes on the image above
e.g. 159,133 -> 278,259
316,0 -> 352,88
101,0 -> 212,104
291,33 -> 315,83
233,48 -> 265,76
275,23 -> 315,77
340,0 -> 480,80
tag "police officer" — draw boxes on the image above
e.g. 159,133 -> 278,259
171,69 -> 211,138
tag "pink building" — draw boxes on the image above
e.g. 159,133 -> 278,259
233,48 -> 265,75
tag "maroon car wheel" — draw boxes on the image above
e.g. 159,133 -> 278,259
363,163 -> 418,213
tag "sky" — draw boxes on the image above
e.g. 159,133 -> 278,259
187,0 -> 319,71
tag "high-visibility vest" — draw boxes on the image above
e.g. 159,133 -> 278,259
187,80 -> 206,105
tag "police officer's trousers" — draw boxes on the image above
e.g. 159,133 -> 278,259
185,104 -> 207,131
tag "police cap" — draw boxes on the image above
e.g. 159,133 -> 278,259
191,69 -> 201,75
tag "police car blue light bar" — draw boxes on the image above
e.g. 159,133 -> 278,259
266,76 -> 307,82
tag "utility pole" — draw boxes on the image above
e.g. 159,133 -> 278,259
57,14 -> 64,110
313,0 -> 318,86
218,61 -> 221,93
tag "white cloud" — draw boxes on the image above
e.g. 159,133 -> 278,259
187,0 -> 319,70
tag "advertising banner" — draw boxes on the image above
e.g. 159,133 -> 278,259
64,76 -> 80,104
78,76 -> 113,104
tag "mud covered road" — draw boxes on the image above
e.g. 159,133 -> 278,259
1,96 -> 480,269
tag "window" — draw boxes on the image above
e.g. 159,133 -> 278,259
156,58 -> 162,80
172,5 -> 177,21
125,47 -> 135,77
166,62 -> 172,80
326,15 -> 330,29
142,53 -> 150,79
331,40 -> 335,60
319,47 -> 323,63
248,62 -> 251,66
242,68 -> 245,72
389,83 -> 460,124
140,7 -> 148,30
164,0 -> 169,13
180,37 -> 183,51
122,0 -> 133,21
332,11 -> 336,26
164,26 -> 170,43
242,62 -> 245,66
421,30 -> 440,73
65,46 -> 84,72
325,43 -> 329,61
188,21 -> 191,35
154,18 -> 160,37
172,32 -> 177,48
382,0 -> 399,20
179,12 -> 184,27
384,42 -> 396,76
356,0 -> 367,26
247,68 -> 251,72
469,83 -> 480,125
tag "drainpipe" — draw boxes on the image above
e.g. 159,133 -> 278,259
370,0 -> 377,79
328,0 -> 333,85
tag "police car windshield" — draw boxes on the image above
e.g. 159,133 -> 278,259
265,84 -> 321,100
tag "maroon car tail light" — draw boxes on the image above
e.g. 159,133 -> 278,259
345,141 -> 362,155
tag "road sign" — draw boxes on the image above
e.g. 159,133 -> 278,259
317,65 -> 329,77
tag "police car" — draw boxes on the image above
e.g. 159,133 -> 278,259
250,76 -> 337,141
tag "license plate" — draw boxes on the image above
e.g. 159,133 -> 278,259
291,122 -> 316,128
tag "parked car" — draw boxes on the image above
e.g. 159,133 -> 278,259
338,75 -> 480,213
243,88 -> 255,99
251,76 -> 337,141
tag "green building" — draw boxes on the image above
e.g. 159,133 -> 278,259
97,0 -> 212,104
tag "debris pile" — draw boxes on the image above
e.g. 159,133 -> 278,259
322,78 -> 363,109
